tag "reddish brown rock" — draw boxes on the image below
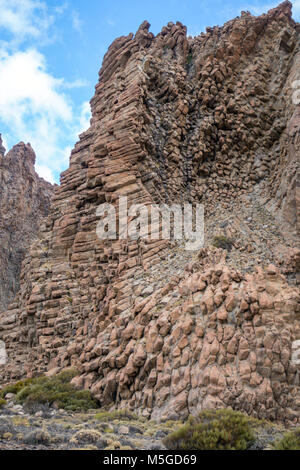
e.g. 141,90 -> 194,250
0,2 -> 299,426
0,141 -> 53,311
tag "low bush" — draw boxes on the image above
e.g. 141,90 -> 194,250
12,416 -> 30,427
212,236 -> 234,251
94,409 -> 138,422
23,429 -> 52,446
273,428 -> 300,450
70,429 -> 105,445
0,369 -> 99,412
163,409 -> 255,450
0,378 -> 35,398
186,52 -> 193,65
0,398 -> 6,408
0,417 -> 14,438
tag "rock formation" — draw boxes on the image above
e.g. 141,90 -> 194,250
0,141 -> 54,311
0,2 -> 299,424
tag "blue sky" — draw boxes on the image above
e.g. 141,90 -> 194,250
0,0 -> 299,183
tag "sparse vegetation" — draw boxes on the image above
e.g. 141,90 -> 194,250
0,378 -> 35,398
23,430 -> 52,446
0,398 -> 6,408
70,429 -> 106,446
186,52 -> 193,65
163,409 -> 255,450
273,428 -> 300,450
95,409 -> 139,422
12,416 -> 30,427
212,235 -> 234,251
0,369 -> 99,412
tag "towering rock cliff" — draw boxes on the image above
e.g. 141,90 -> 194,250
0,141 -> 54,311
0,2 -> 299,424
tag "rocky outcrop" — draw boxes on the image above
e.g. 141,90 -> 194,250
0,2 -> 299,424
0,142 -> 54,311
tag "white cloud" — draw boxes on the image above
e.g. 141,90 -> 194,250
35,164 -> 56,184
0,48 -> 91,183
78,101 -> 92,135
54,2 -> 69,16
72,10 -> 83,33
0,0 -> 91,183
0,49 -> 72,120
0,0 -> 53,44
293,0 -> 300,18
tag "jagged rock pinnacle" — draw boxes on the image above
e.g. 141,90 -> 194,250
0,141 -> 53,311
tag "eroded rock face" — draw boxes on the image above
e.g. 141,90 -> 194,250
0,142 -> 54,311
0,2 -> 299,424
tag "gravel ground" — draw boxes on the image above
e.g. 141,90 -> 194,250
0,401 -> 174,450
0,400 -> 289,451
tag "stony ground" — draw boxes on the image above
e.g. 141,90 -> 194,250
0,399 -> 290,450
0,401 -> 171,450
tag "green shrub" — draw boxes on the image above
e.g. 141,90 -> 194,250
273,428 -> 300,450
212,236 -> 234,251
0,378 -> 35,398
0,398 -> 6,408
1,369 -> 99,412
95,409 -> 138,422
163,409 -> 255,450
186,52 -> 193,65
